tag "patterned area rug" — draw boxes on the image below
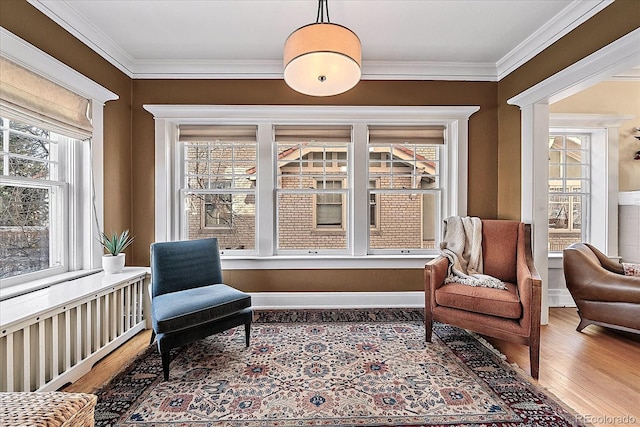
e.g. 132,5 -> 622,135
95,309 -> 585,426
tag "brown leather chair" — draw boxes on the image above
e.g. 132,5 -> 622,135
563,243 -> 640,334
425,220 -> 542,379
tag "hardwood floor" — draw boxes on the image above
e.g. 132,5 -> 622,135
64,308 -> 640,426
484,308 -> 640,426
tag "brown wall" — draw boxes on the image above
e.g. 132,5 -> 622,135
223,269 -> 421,293
496,0 -> 640,220
0,0 -> 134,248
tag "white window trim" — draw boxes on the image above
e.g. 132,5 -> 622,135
0,28 -> 118,293
507,27 -> 640,324
144,105 -> 478,269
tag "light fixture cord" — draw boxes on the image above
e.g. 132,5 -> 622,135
316,0 -> 330,23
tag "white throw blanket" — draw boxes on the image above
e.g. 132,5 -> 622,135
440,216 -> 507,290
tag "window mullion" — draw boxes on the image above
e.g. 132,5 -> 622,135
257,123 -> 274,256
352,123 -> 368,256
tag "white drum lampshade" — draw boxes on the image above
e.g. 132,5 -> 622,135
284,22 -> 361,97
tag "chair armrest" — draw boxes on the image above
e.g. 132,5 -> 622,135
584,243 -> 624,274
563,247 -> 640,303
517,224 -> 541,290
516,224 -> 542,329
425,256 -> 449,293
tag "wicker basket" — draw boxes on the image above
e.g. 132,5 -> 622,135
0,392 -> 97,426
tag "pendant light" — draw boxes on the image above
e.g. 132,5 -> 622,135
283,0 -> 361,97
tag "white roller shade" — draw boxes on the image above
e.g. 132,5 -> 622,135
275,125 -> 352,143
0,57 -> 92,139
179,125 -> 257,142
368,126 -> 445,144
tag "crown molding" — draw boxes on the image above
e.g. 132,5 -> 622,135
361,61 -> 497,82
28,0 -> 613,82
496,0 -> 612,80
608,66 -> 640,81
27,0 -> 136,76
132,59 -> 498,81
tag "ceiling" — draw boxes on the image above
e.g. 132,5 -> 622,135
28,0 -> 613,81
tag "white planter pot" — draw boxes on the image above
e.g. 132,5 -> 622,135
102,253 -> 126,274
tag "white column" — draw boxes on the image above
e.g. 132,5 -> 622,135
521,102 -> 550,324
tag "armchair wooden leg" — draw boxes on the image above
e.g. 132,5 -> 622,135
425,308 -> 433,342
161,351 -> 171,381
149,330 -> 156,345
529,341 -> 540,380
244,322 -> 251,347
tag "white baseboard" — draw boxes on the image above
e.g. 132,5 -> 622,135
249,290 -> 577,310
249,291 -> 425,310
548,289 -> 576,307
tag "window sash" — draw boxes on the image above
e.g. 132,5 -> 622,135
0,179 -> 67,281
367,133 -> 442,253
277,141 -> 350,190
276,188 -> 350,252
547,133 -> 590,251
179,133 -> 257,251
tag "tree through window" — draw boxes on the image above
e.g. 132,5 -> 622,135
180,125 -> 257,251
0,118 -> 66,279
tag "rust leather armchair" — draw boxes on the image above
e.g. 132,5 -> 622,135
563,243 -> 640,334
425,220 -> 542,379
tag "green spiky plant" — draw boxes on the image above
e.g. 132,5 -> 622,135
99,230 -> 135,256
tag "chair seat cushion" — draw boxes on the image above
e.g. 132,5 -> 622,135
435,281 -> 522,319
152,284 -> 251,334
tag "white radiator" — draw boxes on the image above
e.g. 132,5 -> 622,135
0,268 -> 150,392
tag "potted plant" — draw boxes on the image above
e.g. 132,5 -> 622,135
99,230 -> 134,274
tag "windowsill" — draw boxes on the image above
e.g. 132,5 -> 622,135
0,267 -> 150,328
220,254 -> 438,270
0,269 -> 103,301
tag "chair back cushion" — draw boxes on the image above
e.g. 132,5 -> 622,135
151,238 -> 223,297
481,219 -> 520,283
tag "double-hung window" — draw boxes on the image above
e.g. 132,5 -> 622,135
146,105 -> 477,267
548,133 -> 590,251
547,114 -> 629,259
0,118 -> 69,280
179,125 -> 257,252
275,126 -> 351,252
0,43 -> 116,292
368,126 -> 443,252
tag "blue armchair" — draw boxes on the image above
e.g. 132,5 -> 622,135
150,238 -> 252,380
